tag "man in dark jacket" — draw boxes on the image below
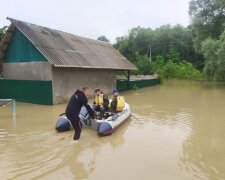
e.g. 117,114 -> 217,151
93,88 -> 109,119
66,87 -> 95,141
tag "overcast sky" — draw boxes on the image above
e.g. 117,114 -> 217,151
0,0 -> 190,43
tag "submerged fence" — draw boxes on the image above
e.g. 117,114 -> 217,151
0,78 -> 160,105
0,99 -> 16,115
116,78 -> 160,91
0,79 -> 53,105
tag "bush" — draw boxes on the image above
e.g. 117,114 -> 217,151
176,61 -> 203,80
157,60 -> 204,80
155,55 -> 165,67
134,55 -> 157,75
159,60 -> 177,78
130,55 -> 204,81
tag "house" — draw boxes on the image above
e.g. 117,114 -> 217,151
0,18 -> 136,105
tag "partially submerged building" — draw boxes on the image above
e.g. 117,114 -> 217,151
0,18 -> 136,105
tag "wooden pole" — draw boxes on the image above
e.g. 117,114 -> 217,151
127,70 -> 130,90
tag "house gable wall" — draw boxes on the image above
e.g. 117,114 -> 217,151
4,28 -> 47,63
52,67 -> 116,104
3,61 -> 52,80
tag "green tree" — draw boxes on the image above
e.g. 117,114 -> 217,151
0,26 -> 7,41
114,27 -> 154,62
134,55 -> 156,75
155,55 -> 165,67
97,35 -> 110,42
153,25 -> 196,64
202,30 -> 225,81
189,0 -> 225,52
114,36 -> 134,62
115,25 -> 198,66
157,60 -> 203,80
167,48 -> 180,63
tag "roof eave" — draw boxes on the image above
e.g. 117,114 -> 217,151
53,64 -> 137,70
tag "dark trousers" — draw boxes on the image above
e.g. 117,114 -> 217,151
93,105 -> 107,119
67,115 -> 82,140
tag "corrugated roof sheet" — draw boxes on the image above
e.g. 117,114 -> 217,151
1,18 -> 136,70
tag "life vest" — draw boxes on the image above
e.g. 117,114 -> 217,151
95,94 -> 104,106
116,96 -> 125,112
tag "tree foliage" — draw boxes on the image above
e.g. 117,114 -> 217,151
114,25 -> 201,68
0,26 -> 7,42
158,60 -> 203,80
189,0 -> 225,53
114,24 -> 205,80
133,55 -> 156,75
114,0 -> 225,81
97,35 -> 110,42
202,30 -> 225,81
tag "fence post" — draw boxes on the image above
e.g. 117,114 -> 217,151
127,70 -> 130,90
12,99 -> 16,116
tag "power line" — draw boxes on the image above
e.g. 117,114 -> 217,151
144,42 -> 193,61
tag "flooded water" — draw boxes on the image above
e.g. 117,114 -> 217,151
0,80 -> 225,180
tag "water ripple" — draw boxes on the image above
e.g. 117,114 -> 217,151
0,131 -> 73,180
131,105 -> 193,135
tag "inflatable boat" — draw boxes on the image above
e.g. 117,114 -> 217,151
55,103 -> 131,136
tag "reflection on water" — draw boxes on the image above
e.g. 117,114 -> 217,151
0,80 -> 225,180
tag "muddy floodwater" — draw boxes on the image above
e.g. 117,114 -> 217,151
0,80 -> 225,180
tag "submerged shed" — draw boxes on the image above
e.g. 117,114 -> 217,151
0,18 -> 136,105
